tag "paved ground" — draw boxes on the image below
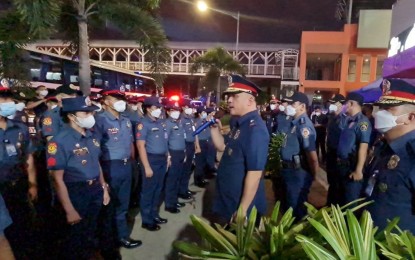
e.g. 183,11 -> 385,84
121,167 -> 328,260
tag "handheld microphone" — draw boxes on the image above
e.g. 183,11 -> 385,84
192,118 -> 216,136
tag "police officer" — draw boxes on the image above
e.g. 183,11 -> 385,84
124,96 -> 143,126
95,89 -> 141,249
311,106 -> 328,162
9,91 -> 28,123
0,194 -> 14,259
326,94 -> 347,205
26,85 -> 48,116
276,96 -> 293,134
280,91 -> 319,219
194,107 -> 213,188
210,75 -> 270,224
40,85 -> 79,141
365,79 -> 415,233
178,99 -> 197,200
46,96 -> 110,259
136,97 -> 168,231
263,99 -> 279,135
0,86 -> 38,258
337,92 -> 371,205
164,101 -> 187,213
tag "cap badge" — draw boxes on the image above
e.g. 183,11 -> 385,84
286,90 -> 294,97
85,96 -> 92,106
387,155 -> 400,169
228,75 -> 234,87
382,79 -> 391,96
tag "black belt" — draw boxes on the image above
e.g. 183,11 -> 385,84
337,158 -> 350,166
281,160 -> 296,169
85,178 -> 99,185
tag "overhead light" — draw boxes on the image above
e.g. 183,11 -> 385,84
364,58 -> 369,62
317,57 -> 321,61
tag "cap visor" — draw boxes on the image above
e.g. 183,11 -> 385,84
63,105 -> 99,112
374,98 -> 407,106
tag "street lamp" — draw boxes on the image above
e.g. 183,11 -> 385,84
196,1 -> 240,57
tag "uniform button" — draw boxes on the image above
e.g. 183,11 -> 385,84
75,143 -> 80,148
82,160 -> 87,165
114,137 -> 118,141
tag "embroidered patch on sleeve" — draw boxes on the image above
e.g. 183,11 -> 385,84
301,128 -> 310,138
47,142 -> 58,155
359,122 -> 368,132
43,117 -> 52,126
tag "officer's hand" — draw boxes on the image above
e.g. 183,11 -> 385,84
28,186 -> 38,202
66,210 -> 82,225
349,170 -> 363,181
195,145 -> 201,154
145,167 -> 154,178
103,189 -> 110,206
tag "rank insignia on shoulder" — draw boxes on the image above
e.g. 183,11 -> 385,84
301,128 -> 310,138
359,122 -> 368,131
300,117 -> 305,125
249,119 -> 256,127
137,123 -> 143,130
47,142 -> 58,155
387,155 -> 400,169
43,117 -> 52,126
228,148 -> 233,156
126,121 -> 131,128
93,139 -> 100,147
291,126 -> 296,134
234,129 -> 240,139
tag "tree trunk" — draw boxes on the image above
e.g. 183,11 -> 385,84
77,2 -> 91,96
216,76 -> 221,105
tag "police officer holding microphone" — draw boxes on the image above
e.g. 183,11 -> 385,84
209,75 -> 270,224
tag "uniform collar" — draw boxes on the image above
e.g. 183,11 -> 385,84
67,125 -> 93,140
236,110 -> 258,127
103,110 -> 122,121
291,112 -> 307,125
389,130 -> 415,156
348,112 -> 362,122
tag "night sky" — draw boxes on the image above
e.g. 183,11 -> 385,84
159,0 -> 344,43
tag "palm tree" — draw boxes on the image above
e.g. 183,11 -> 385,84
11,0 -> 168,95
191,46 -> 245,104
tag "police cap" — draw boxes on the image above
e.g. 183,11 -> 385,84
223,75 -> 261,97
328,94 -> 346,104
346,92 -> 364,106
375,79 -> 415,106
62,96 -> 99,112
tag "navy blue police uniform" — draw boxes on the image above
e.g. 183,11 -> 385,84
0,193 -> 12,237
279,92 -> 316,219
164,101 -> 187,212
94,90 -> 134,242
0,116 -> 37,258
365,79 -> 415,233
194,107 -> 212,187
326,94 -> 347,205
46,96 -> 103,259
135,97 -> 168,230
212,75 -> 270,223
178,100 -> 197,198
337,93 -> 371,205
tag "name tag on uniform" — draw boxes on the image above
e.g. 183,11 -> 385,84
164,132 -> 168,139
185,123 -> 190,125
5,143 -> 17,156
73,147 -> 89,156
151,128 -> 159,132
192,126 -> 195,132
184,133 -> 187,139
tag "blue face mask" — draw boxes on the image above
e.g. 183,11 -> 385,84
0,102 -> 17,117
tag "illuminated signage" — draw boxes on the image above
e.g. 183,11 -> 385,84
388,23 -> 415,57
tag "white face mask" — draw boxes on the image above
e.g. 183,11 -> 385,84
278,105 -> 285,112
39,90 -> 48,97
131,105 -> 138,111
270,104 -> 276,110
113,100 -> 126,112
201,112 -> 207,119
51,104 -> 58,110
315,112 -> 321,116
75,114 -> 95,129
184,108 -> 193,115
285,105 -> 296,117
15,102 -> 25,111
329,104 -> 338,113
170,111 -> 180,120
374,110 -> 407,134
93,103 -> 102,112
151,108 -> 162,118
